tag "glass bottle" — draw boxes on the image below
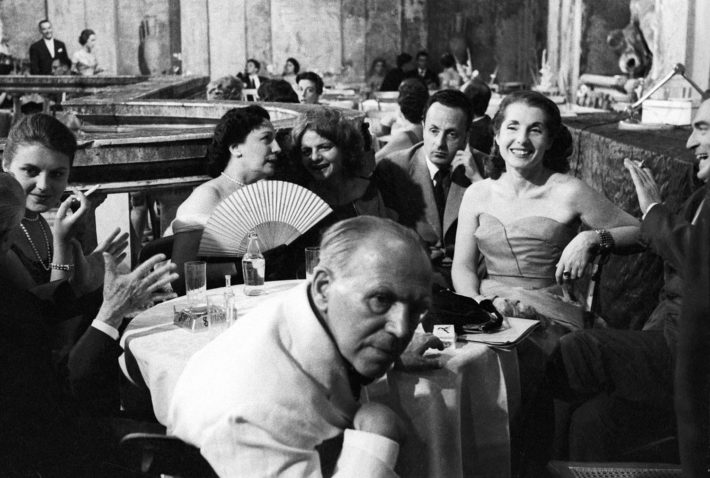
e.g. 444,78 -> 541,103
242,232 -> 265,296
224,274 -> 237,324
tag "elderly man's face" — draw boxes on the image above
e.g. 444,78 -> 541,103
313,236 -> 432,379
686,99 -> 710,183
39,21 -> 53,40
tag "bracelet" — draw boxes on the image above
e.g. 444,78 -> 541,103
50,263 -> 75,272
594,229 -> 615,253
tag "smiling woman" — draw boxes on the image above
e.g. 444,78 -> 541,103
451,90 -> 640,342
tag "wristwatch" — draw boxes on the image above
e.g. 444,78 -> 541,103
594,229 -> 615,253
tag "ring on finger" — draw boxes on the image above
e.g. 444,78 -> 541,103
562,270 -> 571,278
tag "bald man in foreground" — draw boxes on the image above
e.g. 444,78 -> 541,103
168,216 -> 438,477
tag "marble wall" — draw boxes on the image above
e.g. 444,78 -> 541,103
0,0 -> 546,83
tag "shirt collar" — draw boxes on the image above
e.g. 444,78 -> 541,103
425,155 -> 451,181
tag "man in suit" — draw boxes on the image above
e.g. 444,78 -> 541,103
415,50 -> 439,90
29,19 -> 71,75
169,217 -> 440,477
550,97 -> 710,461
376,89 -> 482,278
237,58 -> 268,90
380,52 -> 416,92
462,79 -> 494,155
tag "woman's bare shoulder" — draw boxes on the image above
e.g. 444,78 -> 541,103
175,180 -> 222,219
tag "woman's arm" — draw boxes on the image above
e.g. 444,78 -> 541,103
555,178 -> 640,283
451,185 -> 484,300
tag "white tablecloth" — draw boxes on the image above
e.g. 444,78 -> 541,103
120,280 -> 520,478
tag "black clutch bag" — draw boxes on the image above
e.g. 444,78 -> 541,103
422,285 -> 504,334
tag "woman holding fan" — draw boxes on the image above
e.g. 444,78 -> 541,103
170,105 -> 282,293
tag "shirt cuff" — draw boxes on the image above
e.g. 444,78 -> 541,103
91,319 -> 119,340
642,202 -> 660,220
342,429 -> 399,469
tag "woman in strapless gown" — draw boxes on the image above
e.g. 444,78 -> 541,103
452,91 -> 640,349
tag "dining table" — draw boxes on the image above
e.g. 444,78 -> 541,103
120,279 -> 522,478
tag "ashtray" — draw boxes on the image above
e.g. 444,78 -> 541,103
173,304 -> 226,332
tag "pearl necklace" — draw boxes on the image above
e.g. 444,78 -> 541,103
19,218 -> 52,271
220,172 -> 246,187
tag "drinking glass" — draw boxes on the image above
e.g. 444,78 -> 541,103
305,247 -> 320,281
184,261 -> 207,311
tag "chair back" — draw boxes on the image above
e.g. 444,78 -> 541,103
242,88 -> 259,101
373,91 -> 399,110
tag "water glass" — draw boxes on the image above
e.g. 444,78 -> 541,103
305,247 -> 320,281
184,261 -> 207,311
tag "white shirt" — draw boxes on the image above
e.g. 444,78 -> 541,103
43,38 -> 55,57
249,73 -> 261,89
425,155 -> 450,185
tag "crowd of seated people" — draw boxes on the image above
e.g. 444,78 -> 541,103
6,19 -> 710,475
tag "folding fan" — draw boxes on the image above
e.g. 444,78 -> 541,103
198,181 -> 333,257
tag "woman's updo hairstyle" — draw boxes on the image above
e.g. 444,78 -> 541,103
291,107 -> 366,177
206,105 -> 270,178
397,78 -> 429,124
490,90 -> 573,178
78,29 -> 95,46
0,172 -> 26,237
3,113 -> 78,169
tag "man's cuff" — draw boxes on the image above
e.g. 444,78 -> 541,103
342,429 -> 399,469
91,319 -> 119,340
642,202 -> 660,220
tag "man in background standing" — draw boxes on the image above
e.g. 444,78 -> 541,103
29,19 -> 70,75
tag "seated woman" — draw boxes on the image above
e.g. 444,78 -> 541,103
452,91 -> 640,348
292,106 -> 394,221
375,78 -> 429,161
438,53 -> 462,90
1,113 -> 127,294
365,57 -> 388,97
281,57 -> 300,88
0,172 -> 176,474
170,105 -> 281,292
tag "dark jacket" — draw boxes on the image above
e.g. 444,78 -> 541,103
29,38 -> 70,75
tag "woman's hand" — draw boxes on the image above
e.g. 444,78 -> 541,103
555,230 -> 597,284
491,297 -> 540,320
53,188 -> 89,244
69,228 -> 129,296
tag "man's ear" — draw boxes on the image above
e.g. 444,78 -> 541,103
310,266 -> 332,312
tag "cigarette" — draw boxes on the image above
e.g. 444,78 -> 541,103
83,184 -> 100,197
635,160 -> 646,168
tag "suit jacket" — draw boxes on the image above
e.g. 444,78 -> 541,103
375,143 -> 470,257
0,281 -> 121,474
237,72 -> 268,89
29,38 -> 70,75
641,184 -> 707,351
380,68 -> 416,92
168,282 -> 398,478
417,68 -> 439,88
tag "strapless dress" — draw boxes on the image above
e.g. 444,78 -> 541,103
474,213 -> 585,332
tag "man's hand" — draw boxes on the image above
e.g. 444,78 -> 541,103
451,147 -> 484,183
394,333 -> 444,372
353,402 -> 406,444
624,157 -> 661,215
95,253 -> 178,329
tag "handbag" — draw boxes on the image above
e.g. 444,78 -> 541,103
422,284 -> 504,334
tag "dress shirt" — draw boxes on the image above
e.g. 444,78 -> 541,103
169,282 -> 399,477
249,74 -> 261,89
91,319 -> 119,340
43,38 -> 55,57
644,199 -> 706,224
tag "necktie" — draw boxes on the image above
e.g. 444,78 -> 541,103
433,167 -> 451,224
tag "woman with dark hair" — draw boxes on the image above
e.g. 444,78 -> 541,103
452,90 -> 639,340
72,28 -> 102,75
291,106 -> 393,219
366,57 -> 388,95
257,79 -> 299,103
438,53 -> 462,90
170,105 -> 281,292
281,57 -> 300,87
375,77 -> 428,160
2,113 -> 126,291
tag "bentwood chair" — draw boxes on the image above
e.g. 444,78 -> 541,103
120,433 -> 218,478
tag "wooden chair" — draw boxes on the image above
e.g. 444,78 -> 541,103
120,433 -> 218,478
242,88 -> 258,101
372,91 -> 398,110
